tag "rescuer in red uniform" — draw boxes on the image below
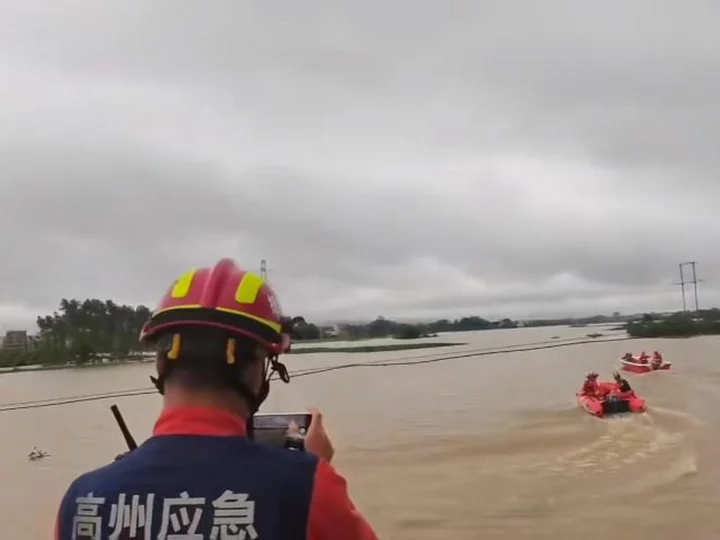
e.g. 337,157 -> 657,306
55,258 -> 378,540
581,372 -> 600,397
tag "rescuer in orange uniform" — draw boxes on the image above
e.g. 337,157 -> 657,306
581,372 -> 600,397
55,258 -> 378,540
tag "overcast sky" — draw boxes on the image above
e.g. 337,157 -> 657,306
1,1 -> 719,330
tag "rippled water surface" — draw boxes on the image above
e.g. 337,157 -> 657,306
1,326 -> 719,539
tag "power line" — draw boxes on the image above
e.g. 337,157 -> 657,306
0,389 -> 156,411
289,334 -> 621,376
0,334 -> 633,413
287,335 -> 632,378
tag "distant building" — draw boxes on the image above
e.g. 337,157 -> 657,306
320,325 -> 339,338
2,330 -> 28,352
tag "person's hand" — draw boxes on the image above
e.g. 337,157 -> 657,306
304,408 -> 335,463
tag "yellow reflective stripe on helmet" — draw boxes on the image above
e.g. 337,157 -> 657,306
152,305 -> 282,335
215,308 -> 282,334
170,270 -> 197,299
234,272 -> 265,305
154,305 -> 203,313
151,304 -> 202,318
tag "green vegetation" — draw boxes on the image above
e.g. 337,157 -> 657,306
0,298 -> 467,370
626,309 -> 720,338
523,314 -> 626,327
295,312 -> 636,341
0,294 -> 664,371
299,316 -> 518,342
0,299 -> 151,369
291,342 -> 461,355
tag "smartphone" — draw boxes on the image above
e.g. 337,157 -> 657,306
250,412 -> 312,451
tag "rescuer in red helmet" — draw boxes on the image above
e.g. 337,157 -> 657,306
581,372 -> 600,397
54,258 -> 378,540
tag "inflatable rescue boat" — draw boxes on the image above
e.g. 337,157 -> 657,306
577,382 -> 646,417
619,356 -> 671,374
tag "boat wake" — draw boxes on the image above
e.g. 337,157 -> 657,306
343,402 -> 703,538
496,405 -> 701,504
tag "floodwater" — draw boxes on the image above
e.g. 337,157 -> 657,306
1,325 -> 719,539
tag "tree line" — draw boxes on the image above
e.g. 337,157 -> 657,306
0,298 -> 526,368
292,313 -> 634,341
626,309 -> 720,338
290,316 -> 519,341
3,295 -> 693,370
312,315 -> 518,341
0,299 -> 153,369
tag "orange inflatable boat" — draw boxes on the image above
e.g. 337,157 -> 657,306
577,381 -> 646,417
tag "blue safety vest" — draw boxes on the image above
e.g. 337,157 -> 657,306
56,435 -> 318,539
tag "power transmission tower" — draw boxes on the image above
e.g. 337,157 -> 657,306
674,261 -> 704,312
260,259 -> 268,280
674,263 -> 687,311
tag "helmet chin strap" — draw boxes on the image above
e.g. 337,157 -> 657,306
244,355 -> 290,439
248,354 -> 290,410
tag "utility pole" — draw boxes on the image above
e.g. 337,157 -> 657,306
676,263 -> 687,312
690,262 -> 699,312
260,259 -> 268,280
674,261 -> 704,312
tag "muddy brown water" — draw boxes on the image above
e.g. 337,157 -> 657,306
1,326 -> 718,539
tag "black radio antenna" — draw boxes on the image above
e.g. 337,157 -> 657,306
110,404 -> 138,451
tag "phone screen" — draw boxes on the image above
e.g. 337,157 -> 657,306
251,413 -> 312,449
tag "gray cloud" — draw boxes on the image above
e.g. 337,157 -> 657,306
1,1 -> 719,330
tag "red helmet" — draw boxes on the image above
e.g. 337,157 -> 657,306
140,258 -> 291,355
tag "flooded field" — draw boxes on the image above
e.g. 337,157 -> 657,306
1,325 -> 718,539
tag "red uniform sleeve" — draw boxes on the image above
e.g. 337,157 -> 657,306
308,460 -> 378,540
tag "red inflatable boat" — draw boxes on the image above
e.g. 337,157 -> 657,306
619,356 -> 671,374
577,382 -> 646,417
